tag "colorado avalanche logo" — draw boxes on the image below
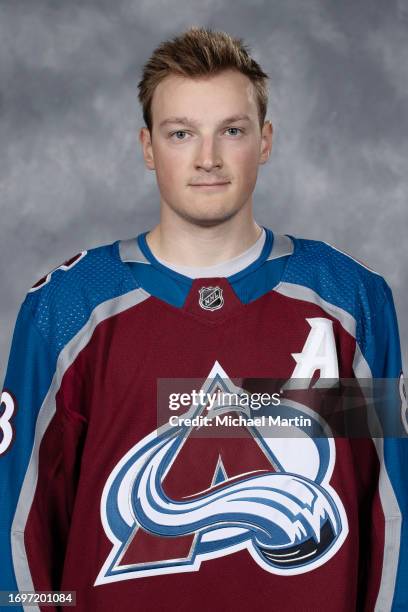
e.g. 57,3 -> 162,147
95,362 -> 348,585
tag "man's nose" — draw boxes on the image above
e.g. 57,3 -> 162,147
194,137 -> 222,170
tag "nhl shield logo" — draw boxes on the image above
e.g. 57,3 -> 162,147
198,286 -> 224,311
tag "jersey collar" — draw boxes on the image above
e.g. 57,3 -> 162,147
136,226 -> 274,283
118,226 -> 294,286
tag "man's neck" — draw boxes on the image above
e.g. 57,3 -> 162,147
146,210 -> 263,268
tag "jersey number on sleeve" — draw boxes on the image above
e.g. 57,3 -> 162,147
0,390 -> 17,456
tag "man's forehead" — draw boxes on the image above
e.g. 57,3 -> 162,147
152,71 -> 258,122
158,114 -> 253,129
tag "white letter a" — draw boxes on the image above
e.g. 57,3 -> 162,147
290,318 -> 339,386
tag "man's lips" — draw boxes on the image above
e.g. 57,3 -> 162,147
189,181 -> 231,187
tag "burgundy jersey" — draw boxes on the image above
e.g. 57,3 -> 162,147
1,226 -> 407,611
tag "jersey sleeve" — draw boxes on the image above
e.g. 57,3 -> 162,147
0,300 -> 87,610
365,282 -> 407,611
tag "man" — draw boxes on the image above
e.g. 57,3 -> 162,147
0,26 -> 406,611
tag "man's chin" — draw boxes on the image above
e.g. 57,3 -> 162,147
176,208 -> 238,227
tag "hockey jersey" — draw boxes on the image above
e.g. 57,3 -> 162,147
0,226 -> 407,611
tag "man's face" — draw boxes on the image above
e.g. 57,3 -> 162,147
140,69 -> 272,227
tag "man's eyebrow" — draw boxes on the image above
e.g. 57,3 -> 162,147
159,114 -> 251,128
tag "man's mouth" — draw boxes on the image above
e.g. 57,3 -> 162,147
189,181 -> 231,189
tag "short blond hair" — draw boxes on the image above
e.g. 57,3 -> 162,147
137,26 -> 269,132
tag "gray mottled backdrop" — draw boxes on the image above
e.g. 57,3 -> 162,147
1,0 -> 407,382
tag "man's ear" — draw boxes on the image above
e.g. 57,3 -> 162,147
139,127 -> 155,170
259,119 -> 273,165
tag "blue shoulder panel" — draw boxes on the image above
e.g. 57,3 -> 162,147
283,237 -> 388,357
24,243 -> 137,360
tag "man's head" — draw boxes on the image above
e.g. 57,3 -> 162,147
138,27 -> 273,227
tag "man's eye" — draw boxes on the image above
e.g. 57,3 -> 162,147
225,127 -> 243,136
170,130 -> 189,140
